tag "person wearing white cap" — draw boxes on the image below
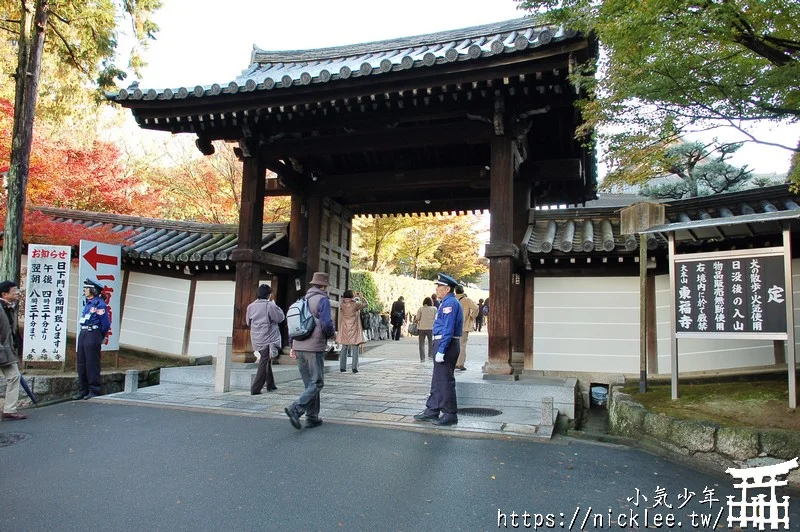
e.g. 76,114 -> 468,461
413,272 -> 463,426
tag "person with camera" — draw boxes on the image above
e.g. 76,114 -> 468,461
337,289 -> 368,373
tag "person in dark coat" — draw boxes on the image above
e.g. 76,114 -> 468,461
0,281 -> 26,420
73,278 -> 110,400
390,296 -> 405,341
413,273 -> 463,426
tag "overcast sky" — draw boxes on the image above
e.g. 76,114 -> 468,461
119,0 -> 797,177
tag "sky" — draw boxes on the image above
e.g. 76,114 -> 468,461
118,0 -> 798,178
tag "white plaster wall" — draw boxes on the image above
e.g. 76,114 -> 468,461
187,280 -> 236,358
533,276 -> 640,373
654,258 -> 800,373
119,272 -> 190,356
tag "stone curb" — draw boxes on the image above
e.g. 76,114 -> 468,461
1,369 -> 159,406
608,387 -> 800,489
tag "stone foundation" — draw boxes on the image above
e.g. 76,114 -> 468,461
609,387 -> 800,488
0,369 -> 159,405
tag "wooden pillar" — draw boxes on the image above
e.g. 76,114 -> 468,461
231,155 -> 265,361
523,271 -> 535,370
483,135 -> 515,375
306,196 -> 323,286
288,193 -> 308,303
510,181 -> 531,371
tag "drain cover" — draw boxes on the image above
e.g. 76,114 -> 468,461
0,432 -> 30,447
460,407 -> 502,417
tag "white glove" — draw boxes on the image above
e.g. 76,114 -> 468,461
254,350 -> 261,362
435,351 -> 445,363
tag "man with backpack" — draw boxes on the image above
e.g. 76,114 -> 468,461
284,272 -> 335,430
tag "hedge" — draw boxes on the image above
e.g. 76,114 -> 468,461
349,270 -> 489,315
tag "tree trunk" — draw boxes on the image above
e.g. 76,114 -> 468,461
2,0 -> 49,284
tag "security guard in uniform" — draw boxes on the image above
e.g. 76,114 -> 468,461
72,278 -> 110,400
414,273 -> 463,426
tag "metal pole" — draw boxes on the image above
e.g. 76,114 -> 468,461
668,233 -> 679,400
639,233 -> 647,393
783,228 -> 797,409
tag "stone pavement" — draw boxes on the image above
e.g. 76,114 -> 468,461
99,332 -> 557,439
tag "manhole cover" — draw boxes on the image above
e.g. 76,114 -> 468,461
0,432 -> 30,447
460,407 -> 502,417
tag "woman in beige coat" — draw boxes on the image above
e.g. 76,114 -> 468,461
414,297 -> 437,362
337,290 -> 368,373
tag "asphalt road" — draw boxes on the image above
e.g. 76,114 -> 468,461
1,401 -> 798,531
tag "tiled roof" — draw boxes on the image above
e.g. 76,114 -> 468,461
524,185 -> 799,255
110,18 -> 578,102
35,207 -> 287,265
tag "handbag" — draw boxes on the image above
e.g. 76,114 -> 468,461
408,322 -> 419,336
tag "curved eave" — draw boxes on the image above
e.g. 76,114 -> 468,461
106,18 -> 586,107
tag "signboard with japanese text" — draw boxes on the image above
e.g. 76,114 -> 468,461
23,244 -> 71,361
674,250 -> 787,339
77,240 -> 122,350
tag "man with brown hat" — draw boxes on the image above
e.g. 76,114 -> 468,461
284,271 -> 336,430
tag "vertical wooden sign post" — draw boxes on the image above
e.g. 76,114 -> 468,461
620,202 -> 665,393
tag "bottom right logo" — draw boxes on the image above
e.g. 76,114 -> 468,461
725,457 -> 798,529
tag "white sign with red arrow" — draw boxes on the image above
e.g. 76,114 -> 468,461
78,240 -> 122,351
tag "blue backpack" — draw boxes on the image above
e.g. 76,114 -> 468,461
286,297 -> 316,340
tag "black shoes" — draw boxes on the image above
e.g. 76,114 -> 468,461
306,418 -> 323,428
72,392 -> 87,401
267,386 -> 277,391
2,412 -> 27,420
352,369 -> 358,373
85,393 -> 101,400
413,412 -> 439,421
285,407 -> 301,430
432,416 -> 458,426
340,369 -> 346,372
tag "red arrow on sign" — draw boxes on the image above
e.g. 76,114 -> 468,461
83,246 -> 118,270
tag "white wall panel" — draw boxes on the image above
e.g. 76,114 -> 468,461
187,280 -> 236,358
119,272 -> 190,356
534,276 -> 640,373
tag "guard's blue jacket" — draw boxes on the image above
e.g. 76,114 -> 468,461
432,291 -> 463,354
80,296 -> 110,337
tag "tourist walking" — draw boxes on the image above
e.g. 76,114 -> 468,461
413,273 -> 463,426
284,272 -> 335,430
454,286 -> 478,371
390,296 -> 405,340
475,298 -> 485,332
247,284 -> 285,395
414,297 -> 437,362
0,281 -> 26,420
337,290 -> 368,373
73,279 -> 110,400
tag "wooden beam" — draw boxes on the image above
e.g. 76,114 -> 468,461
229,248 -> 303,274
312,165 -> 489,194
519,158 -> 582,182
260,121 -> 492,158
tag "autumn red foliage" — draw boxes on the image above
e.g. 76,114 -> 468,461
0,98 -> 138,248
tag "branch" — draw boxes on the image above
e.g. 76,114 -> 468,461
47,16 -> 91,78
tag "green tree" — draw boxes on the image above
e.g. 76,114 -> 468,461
1,0 -> 161,284
351,216 -> 416,273
517,0 -> 800,188
393,220 -> 444,279
419,216 -> 487,284
641,140 -> 753,199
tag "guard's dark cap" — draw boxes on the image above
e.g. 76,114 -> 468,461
83,278 -> 103,292
434,272 -> 459,288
